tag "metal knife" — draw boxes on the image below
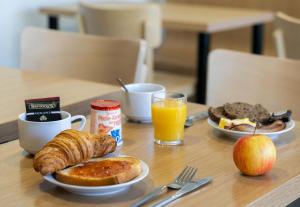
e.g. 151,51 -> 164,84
130,185 -> 167,207
185,111 -> 209,128
150,177 -> 212,207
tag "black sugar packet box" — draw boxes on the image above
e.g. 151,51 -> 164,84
25,97 -> 61,122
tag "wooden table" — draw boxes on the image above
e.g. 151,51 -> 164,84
0,67 -> 118,143
1,103 -> 299,206
40,3 -> 273,104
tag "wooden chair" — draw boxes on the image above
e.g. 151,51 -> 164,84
273,12 -> 300,60
207,49 -> 300,120
79,1 -> 195,96
79,1 -> 162,81
20,27 -> 147,84
153,71 -> 195,97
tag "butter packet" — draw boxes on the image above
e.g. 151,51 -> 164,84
25,97 -> 61,122
219,117 -> 256,129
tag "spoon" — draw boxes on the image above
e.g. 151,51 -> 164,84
116,78 -> 129,92
185,111 -> 209,128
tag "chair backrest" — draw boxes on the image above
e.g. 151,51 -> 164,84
273,12 -> 300,60
79,1 -> 162,48
20,27 -> 147,84
79,1 -> 162,81
207,49 -> 300,120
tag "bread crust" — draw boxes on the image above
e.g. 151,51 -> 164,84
208,106 -> 225,123
55,157 -> 142,186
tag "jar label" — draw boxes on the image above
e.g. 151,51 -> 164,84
91,108 -> 122,146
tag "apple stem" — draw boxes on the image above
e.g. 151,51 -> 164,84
253,122 -> 257,136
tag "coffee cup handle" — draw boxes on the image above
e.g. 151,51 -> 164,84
70,115 -> 87,131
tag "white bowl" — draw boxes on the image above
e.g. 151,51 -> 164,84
43,158 -> 149,196
207,118 -> 295,140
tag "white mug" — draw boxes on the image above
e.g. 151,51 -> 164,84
121,83 -> 165,122
18,111 -> 86,154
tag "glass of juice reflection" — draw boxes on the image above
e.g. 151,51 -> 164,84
151,92 -> 187,145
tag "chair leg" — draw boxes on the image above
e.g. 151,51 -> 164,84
252,24 -> 264,54
196,33 -> 211,104
48,15 -> 59,30
273,29 -> 286,58
146,49 -> 154,82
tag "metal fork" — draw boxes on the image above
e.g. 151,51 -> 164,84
131,166 -> 198,207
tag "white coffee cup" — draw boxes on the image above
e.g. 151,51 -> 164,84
18,111 -> 86,154
121,83 -> 165,122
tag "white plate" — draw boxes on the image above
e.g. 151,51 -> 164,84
43,157 -> 149,196
207,118 -> 295,140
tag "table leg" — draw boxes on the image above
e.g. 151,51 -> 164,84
48,15 -> 59,30
252,24 -> 264,54
196,33 -> 211,104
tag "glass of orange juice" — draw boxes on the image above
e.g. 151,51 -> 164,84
151,92 -> 187,145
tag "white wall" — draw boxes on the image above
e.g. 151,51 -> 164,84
0,0 -> 158,68
0,0 -> 79,68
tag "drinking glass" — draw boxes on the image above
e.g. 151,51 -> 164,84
151,92 -> 187,145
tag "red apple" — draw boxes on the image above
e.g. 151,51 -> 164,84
233,135 -> 276,176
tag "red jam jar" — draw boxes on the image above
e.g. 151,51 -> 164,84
90,100 -> 122,146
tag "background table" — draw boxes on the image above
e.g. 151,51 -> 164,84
0,103 -> 299,206
40,3 -> 273,104
0,67 -> 118,143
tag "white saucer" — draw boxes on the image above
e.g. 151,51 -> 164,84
126,116 -> 152,123
43,158 -> 149,196
207,118 -> 295,140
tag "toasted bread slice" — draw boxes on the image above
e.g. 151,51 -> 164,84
224,102 -> 254,120
208,106 -> 225,124
224,102 -> 270,123
55,157 -> 142,186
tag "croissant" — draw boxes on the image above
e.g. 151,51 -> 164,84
33,129 -> 116,175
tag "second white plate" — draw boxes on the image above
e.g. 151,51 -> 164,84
207,118 -> 295,140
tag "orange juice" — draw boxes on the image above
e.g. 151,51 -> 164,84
152,99 -> 187,144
